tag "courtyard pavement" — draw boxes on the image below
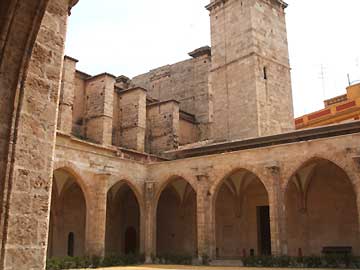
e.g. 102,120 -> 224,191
81,265 -> 353,270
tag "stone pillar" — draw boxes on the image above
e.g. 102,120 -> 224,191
196,174 -> 211,262
144,181 -> 156,263
0,0 -> 71,269
58,56 -> 77,134
351,156 -> 360,244
266,164 -> 287,256
85,73 -> 115,145
85,174 -> 108,257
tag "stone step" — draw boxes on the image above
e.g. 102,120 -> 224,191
210,259 -> 244,267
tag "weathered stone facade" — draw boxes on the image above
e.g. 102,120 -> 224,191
1,0 -> 360,269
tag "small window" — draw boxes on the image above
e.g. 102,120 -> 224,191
263,67 -> 268,80
67,232 -> 75,257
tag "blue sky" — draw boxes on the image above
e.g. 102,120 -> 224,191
66,0 -> 360,117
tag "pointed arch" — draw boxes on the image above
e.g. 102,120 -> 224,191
210,167 -> 270,201
155,175 -> 197,256
285,156 -> 360,256
105,179 -> 142,256
53,161 -> 91,208
48,166 -> 87,258
212,167 -> 271,258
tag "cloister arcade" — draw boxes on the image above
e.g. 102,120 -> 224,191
2,0 -> 360,268
45,155 -> 360,261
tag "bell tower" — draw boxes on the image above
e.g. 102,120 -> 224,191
207,0 -> 294,141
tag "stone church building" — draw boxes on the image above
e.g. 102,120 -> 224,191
1,0 -> 360,269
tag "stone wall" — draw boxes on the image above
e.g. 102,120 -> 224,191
113,87 -> 147,152
146,101 -> 180,154
0,0 -> 69,268
179,117 -> 199,146
132,47 -> 212,141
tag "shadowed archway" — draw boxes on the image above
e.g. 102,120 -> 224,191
105,182 -> 140,255
47,168 -> 87,258
156,177 -> 197,256
214,169 -> 270,258
285,158 -> 360,256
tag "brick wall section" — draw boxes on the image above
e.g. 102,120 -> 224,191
85,74 -> 115,145
114,87 -> 147,152
132,50 -> 212,141
58,56 -> 77,134
208,0 -> 294,141
146,101 -> 180,154
0,0 -> 69,268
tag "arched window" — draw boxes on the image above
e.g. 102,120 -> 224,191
67,232 -> 75,257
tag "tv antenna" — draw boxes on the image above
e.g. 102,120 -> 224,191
319,64 -> 326,100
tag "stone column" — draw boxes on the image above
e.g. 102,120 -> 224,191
144,181 -> 156,263
85,174 -> 108,257
0,0 -> 71,269
196,174 -> 211,262
351,156 -> 360,244
266,164 -> 287,256
57,56 -> 77,134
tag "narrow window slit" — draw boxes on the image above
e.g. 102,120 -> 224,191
263,67 -> 268,80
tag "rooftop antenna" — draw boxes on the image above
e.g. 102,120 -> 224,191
319,64 -> 326,100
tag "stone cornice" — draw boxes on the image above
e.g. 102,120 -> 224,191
165,121 -> 360,160
205,0 -> 229,11
68,0 -> 79,15
205,0 -> 288,12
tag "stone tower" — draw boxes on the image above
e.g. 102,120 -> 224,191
207,0 -> 294,141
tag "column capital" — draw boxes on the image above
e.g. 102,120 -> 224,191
266,164 -> 281,176
196,174 -> 209,182
352,156 -> 360,171
144,181 -> 156,200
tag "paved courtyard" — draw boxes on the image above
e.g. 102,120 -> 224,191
79,265 -> 352,270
